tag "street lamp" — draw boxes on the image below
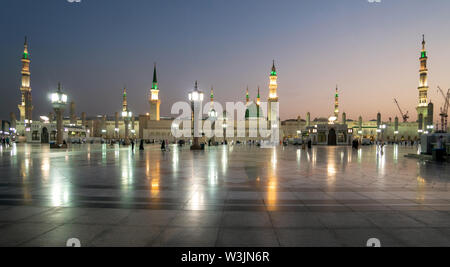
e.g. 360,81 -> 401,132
50,83 -> 68,147
208,108 -> 217,145
189,81 -> 204,150
222,121 -> 228,144
209,109 -> 217,119
121,110 -> 133,144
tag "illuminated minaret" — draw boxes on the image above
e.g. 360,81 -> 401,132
268,60 -> 279,122
269,60 -> 278,100
334,85 -> 339,120
417,35 -> 429,130
256,86 -> 261,106
18,36 -> 33,122
149,63 -> 161,121
122,87 -> 128,112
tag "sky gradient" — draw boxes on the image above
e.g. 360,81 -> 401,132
1,0 -> 450,122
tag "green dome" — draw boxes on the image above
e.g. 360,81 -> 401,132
245,102 -> 264,119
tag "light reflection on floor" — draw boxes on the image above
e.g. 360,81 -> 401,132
0,143 -> 449,247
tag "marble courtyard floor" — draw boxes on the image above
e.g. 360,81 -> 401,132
0,143 -> 449,247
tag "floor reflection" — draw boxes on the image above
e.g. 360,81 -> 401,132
0,143 -> 448,209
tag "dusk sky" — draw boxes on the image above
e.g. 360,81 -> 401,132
1,0 -> 450,122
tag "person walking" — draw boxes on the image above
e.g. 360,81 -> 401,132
437,136 -> 444,149
139,139 -> 144,151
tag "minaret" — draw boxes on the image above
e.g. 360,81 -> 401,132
149,63 -> 161,121
210,86 -> 215,112
256,86 -> 261,106
417,35 -> 429,130
246,86 -> 250,104
269,60 -> 278,100
268,60 -> 279,122
334,85 -> 339,120
18,36 -> 33,122
122,87 -> 128,112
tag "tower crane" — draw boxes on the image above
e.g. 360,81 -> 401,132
437,86 -> 450,132
394,99 -> 409,122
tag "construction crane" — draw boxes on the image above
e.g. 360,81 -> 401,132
437,86 -> 450,132
394,98 -> 409,122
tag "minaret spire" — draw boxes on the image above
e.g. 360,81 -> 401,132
152,63 -> 158,89
422,34 -> 426,50
153,63 -> 158,85
149,63 -> 161,121
246,86 -> 250,104
271,60 -> 276,76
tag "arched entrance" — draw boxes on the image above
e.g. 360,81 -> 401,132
328,128 -> 337,146
41,127 -> 49,144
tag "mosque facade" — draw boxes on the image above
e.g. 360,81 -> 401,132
5,36 -> 441,145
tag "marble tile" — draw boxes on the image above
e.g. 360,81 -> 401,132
154,227 -> 219,246
90,226 -> 163,247
22,224 -> 109,247
276,229 -> 340,247
217,228 -> 279,247
221,211 -> 272,227
0,144 -> 449,246
0,223 -> 58,247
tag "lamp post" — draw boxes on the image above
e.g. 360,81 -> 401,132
426,125 -> 434,135
209,108 -> 217,145
121,110 -> 133,145
377,124 -> 387,142
222,121 -> 227,145
51,83 -> 68,147
188,81 -> 204,150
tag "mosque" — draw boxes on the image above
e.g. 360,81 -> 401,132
2,36 -> 439,145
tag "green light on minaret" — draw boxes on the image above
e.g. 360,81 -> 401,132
271,60 -> 277,76
421,51 -> 427,58
151,63 -> 158,90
